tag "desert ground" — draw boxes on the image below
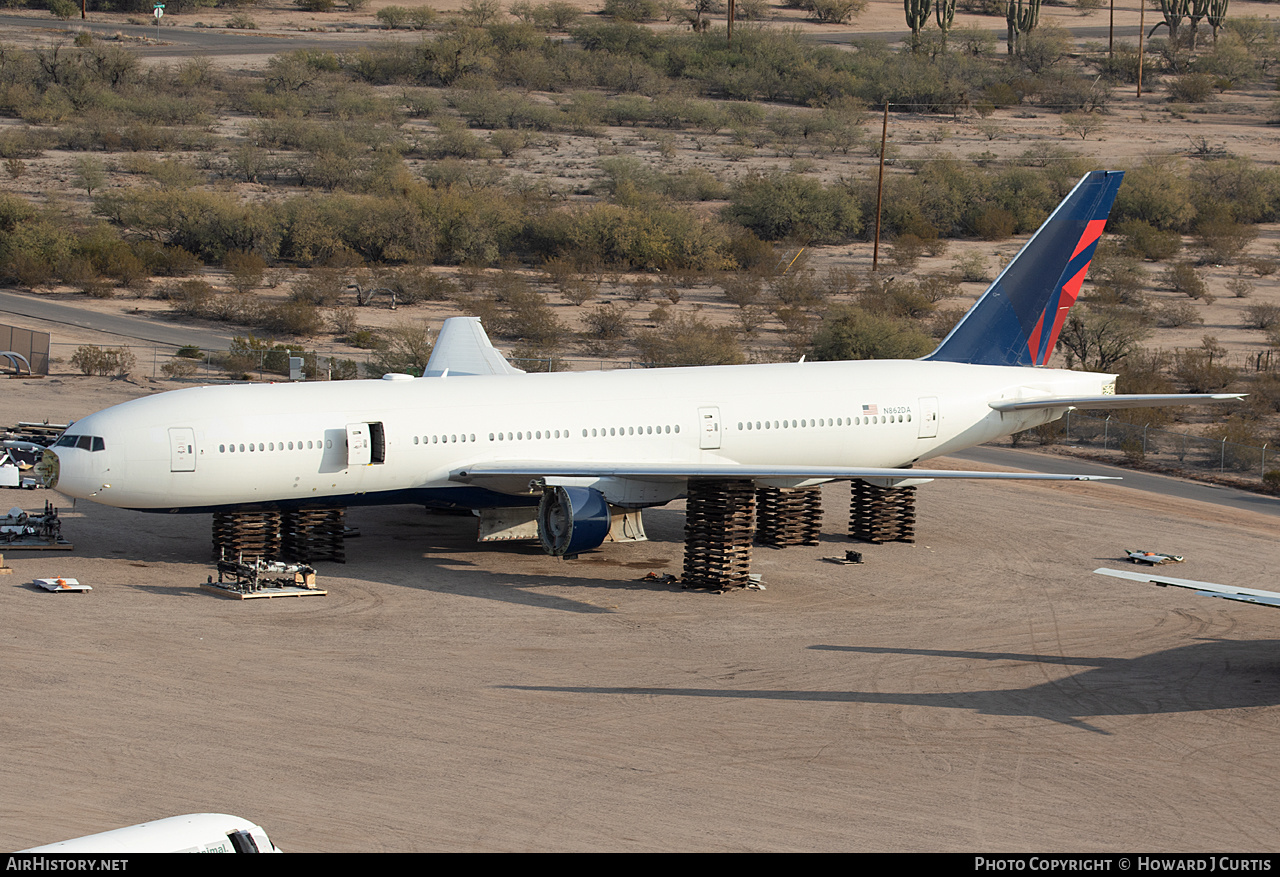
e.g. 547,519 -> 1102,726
3,0 -> 1280,852
2,377 -> 1280,852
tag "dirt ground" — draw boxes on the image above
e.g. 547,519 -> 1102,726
3,2 -> 1280,852
2,381 -> 1280,852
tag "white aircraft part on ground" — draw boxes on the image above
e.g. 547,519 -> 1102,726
1095,567 -> 1280,609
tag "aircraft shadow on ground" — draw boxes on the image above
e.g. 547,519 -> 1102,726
504,640 -> 1280,734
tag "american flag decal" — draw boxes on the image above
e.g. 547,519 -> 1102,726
862,404 -> 878,416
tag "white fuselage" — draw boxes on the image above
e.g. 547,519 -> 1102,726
51,359 -> 1113,512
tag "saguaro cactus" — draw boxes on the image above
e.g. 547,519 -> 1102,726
1005,0 -> 1041,55
1188,0 -> 1210,49
905,0 -> 933,51
1151,0 -> 1190,44
1206,0 -> 1229,44
935,0 -> 956,37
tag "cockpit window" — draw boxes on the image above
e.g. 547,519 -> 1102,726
54,434 -> 105,451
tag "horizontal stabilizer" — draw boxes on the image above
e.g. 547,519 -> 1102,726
454,461 -> 1118,483
423,317 -> 525,378
990,393 -> 1244,412
1094,567 -> 1280,609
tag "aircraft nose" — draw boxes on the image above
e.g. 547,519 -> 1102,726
35,448 -> 59,489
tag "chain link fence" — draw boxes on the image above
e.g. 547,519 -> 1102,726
1016,411 -> 1275,484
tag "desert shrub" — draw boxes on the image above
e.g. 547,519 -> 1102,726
889,234 -> 925,271
724,173 -> 860,244
71,345 -> 136,377
379,267 -> 456,304
1173,339 -> 1237,393
635,314 -> 744,366
161,358 -> 198,379
803,0 -> 865,23
1154,301 -> 1203,328
225,250 -> 267,293
1194,217 -> 1258,265
1017,22 -> 1073,73
368,321 -> 433,376
809,305 -> 933,361
163,279 -> 216,317
1055,307 -> 1148,371
601,0 -> 660,21
226,336 -> 292,376
377,5 -> 411,26
583,302 -> 631,340
1204,416 -> 1267,471
1115,219 -> 1182,262
1243,304 -> 1280,331
1167,73 -> 1215,103
542,203 -> 731,272
1163,262 -> 1210,300
952,251 -> 989,282
258,301 -> 325,337
1112,157 -> 1197,232
291,269 -> 350,306
970,206 -> 1016,240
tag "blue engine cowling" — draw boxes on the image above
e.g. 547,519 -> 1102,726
537,486 -> 611,557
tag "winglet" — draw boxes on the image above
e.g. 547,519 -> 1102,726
424,317 -> 525,378
927,170 -> 1125,367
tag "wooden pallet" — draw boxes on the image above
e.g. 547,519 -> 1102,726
201,583 -> 327,600
756,486 -> 822,548
282,508 -> 345,563
683,479 -> 756,590
849,481 -> 916,544
212,511 -> 282,560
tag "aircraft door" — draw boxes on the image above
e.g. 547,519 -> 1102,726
698,406 -> 721,450
168,427 -> 196,472
346,423 -> 371,466
918,397 -> 939,439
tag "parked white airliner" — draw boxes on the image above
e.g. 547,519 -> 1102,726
38,172 -> 1240,556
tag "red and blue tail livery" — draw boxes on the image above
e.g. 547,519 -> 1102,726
927,170 -> 1124,367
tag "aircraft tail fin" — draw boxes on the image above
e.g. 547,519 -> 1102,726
424,317 -> 525,377
926,170 -> 1124,367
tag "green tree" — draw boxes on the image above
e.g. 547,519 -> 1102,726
809,306 -> 934,361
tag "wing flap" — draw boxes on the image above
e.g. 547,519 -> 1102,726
453,462 -> 1118,483
990,394 -> 1243,412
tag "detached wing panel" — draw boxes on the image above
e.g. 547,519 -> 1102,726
1095,567 -> 1280,609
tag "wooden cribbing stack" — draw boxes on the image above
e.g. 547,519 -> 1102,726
212,511 -> 282,561
212,507 -> 346,563
848,480 -> 916,544
282,508 -> 345,564
682,479 -> 756,590
755,486 -> 822,548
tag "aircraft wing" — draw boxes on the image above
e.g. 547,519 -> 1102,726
423,317 -> 525,377
1094,567 -> 1280,609
989,394 -> 1243,412
453,462 -> 1118,483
